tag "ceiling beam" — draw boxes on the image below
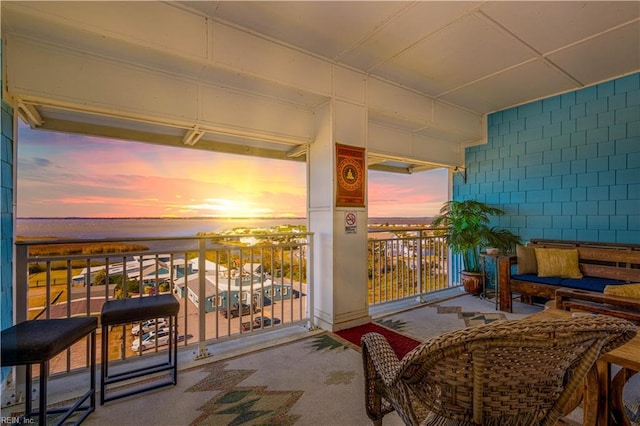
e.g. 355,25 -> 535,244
183,126 -> 205,146
36,118 -> 307,162
17,102 -> 44,128
286,144 -> 308,158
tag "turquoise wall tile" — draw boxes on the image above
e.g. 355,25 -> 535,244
518,101 -> 543,118
628,89 -> 640,106
609,93 -> 627,110
598,171 -> 615,186
562,229 -> 578,240
552,107 -> 570,123
586,98 -> 608,115
610,185 -> 628,200
544,202 -> 562,216
598,111 -> 615,128
615,74 -> 639,93
552,188 -> 571,202
576,85 -> 597,103
616,105 -> 640,124
586,127 -> 608,144
543,96 -> 561,112
577,115 -> 598,131
610,216 -> 628,230
597,81 -> 615,98
543,175 -> 562,189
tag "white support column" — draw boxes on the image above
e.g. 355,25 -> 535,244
308,99 -> 371,332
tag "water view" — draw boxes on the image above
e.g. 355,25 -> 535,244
16,217 -> 433,240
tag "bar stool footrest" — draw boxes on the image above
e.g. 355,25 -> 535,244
104,361 -> 176,384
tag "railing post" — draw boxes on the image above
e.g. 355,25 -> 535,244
15,243 -> 28,324
195,238 -> 210,359
306,233 -> 315,330
416,231 -> 424,301
13,243 -> 28,405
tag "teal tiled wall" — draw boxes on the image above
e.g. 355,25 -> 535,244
457,73 -> 640,244
1,39 -> 14,383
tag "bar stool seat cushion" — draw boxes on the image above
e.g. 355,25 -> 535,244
1,317 -> 98,366
101,294 -> 180,326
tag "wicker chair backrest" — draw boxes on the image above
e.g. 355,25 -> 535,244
396,316 -> 636,425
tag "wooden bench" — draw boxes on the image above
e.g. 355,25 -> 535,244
498,239 -> 640,312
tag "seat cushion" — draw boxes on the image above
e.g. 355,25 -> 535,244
559,277 -> 626,292
101,294 -> 180,325
1,317 -> 97,366
511,274 -> 564,286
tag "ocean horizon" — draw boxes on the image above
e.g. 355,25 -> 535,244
17,216 -> 433,239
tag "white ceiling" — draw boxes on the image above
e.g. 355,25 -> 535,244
3,1 -> 639,173
181,1 -> 640,114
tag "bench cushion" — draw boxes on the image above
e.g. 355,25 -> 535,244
511,274 -> 626,292
1,317 -> 97,366
101,294 -> 180,326
512,274 -> 563,286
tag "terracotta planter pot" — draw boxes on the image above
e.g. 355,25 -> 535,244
460,270 -> 483,295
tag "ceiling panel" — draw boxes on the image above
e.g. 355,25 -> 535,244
373,12 -> 537,96
197,1 -> 411,60
548,23 -> 640,85
440,59 -> 579,113
339,1 -> 481,71
481,1 -> 640,54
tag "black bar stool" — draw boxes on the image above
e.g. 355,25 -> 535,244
100,293 -> 180,404
1,317 -> 97,425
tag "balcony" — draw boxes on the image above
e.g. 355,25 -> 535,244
8,232 -> 637,425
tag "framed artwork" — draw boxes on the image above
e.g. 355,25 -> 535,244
336,143 -> 365,207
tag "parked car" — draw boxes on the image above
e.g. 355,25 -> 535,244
131,327 -> 171,352
220,302 -> 258,319
241,316 -> 281,332
131,318 -> 168,335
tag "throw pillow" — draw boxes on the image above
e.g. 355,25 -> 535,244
534,248 -> 583,279
516,245 -> 537,274
604,283 -> 640,299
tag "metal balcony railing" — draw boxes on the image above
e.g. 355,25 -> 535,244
13,228 -> 460,377
15,232 -> 313,375
367,227 -> 462,305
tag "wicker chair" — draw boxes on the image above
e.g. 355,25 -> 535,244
361,316 -> 637,426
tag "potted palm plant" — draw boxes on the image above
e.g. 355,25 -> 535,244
431,200 -> 520,294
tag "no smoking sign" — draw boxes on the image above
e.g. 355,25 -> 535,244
345,211 -> 357,234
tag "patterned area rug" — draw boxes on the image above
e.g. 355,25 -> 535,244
187,333 -> 355,426
187,362 -> 303,425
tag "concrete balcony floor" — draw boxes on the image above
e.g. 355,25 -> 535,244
3,292 -> 607,425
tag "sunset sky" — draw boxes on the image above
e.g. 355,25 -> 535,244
16,121 -> 448,218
